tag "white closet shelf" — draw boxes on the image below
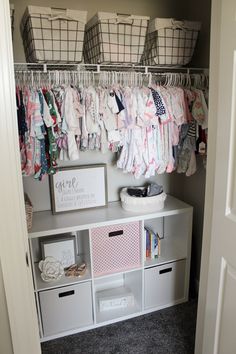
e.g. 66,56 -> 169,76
95,301 -> 141,324
14,62 -> 209,73
144,236 -> 187,268
33,263 -> 92,292
28,195 -> 192,238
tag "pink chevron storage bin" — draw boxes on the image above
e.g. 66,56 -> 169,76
91,222 -> 141,277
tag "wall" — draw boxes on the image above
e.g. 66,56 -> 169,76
172,0 -> 211,288
0,262 -> 13,354
170,160 -> 207,288
181,0 -> 212,68
23,153 -> 172,212
183,162 -> 206,287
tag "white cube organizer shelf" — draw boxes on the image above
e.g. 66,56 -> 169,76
28,195 -> 193,341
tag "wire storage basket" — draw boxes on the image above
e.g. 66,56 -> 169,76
20,6 -> 87,63
141,18 -> 201,66
83,12 -> 150,64
24,193 -> 33,231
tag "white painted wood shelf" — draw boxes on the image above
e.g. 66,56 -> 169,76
33,263 -> 92,292
29,195 -> 192,238
28,194 -> 193,342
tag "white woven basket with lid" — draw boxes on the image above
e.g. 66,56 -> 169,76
141,17 -> 201,66
84,12 -> 150,64
20,6 -> 87,63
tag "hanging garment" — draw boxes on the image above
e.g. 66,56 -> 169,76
16,78 -> 208,180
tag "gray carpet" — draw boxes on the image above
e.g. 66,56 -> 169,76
41,300 -> 197,354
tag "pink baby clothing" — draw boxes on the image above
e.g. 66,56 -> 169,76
143,89 -> 157,126
191,88 -> 208,126
84,87 -> 100,135
22,88 -> 36,177
99,88 -> 118,131
63,86 -> 80,160
168,87 -> 186,126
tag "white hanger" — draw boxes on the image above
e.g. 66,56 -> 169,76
148,72 -> 152,87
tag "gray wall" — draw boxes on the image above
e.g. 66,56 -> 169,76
169,159 -> 207,287
181,0 -> 212,68
0,262 -> 13,354
171,0 -> 211,287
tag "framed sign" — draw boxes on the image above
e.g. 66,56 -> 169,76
41,236 -> 76,269
49,164 -> 107,214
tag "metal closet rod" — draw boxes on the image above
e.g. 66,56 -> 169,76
14,62 -> 209,74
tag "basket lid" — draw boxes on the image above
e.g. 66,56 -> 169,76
86,12 -> 150,30
22,6 -> 87,22
148,18 -> 201,33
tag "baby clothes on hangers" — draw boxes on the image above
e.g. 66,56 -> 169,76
191,88 -> 208,126
16,73 -> 209,180
32,90 -> 47,180
43,89 -> 59,173
63,86 -> 80,160
22,88 -> 36,177
142,88 -> 157,126
150,87 -> 166,123
16,88 -> 27,171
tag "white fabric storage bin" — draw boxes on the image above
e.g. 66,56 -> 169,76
141,18 -> 201,66
144,260 -> 186,309
20,6 -> 87,63
120,188 -> 167,212
39,282 -> 93,336
84,12 -> 149,64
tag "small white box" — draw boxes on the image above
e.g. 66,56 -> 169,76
97,286 -> 135,312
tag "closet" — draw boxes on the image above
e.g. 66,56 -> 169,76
9,0 -> 212,347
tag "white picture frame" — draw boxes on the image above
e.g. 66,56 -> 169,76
41,236 -> 76,269
49,164 -> 108,214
